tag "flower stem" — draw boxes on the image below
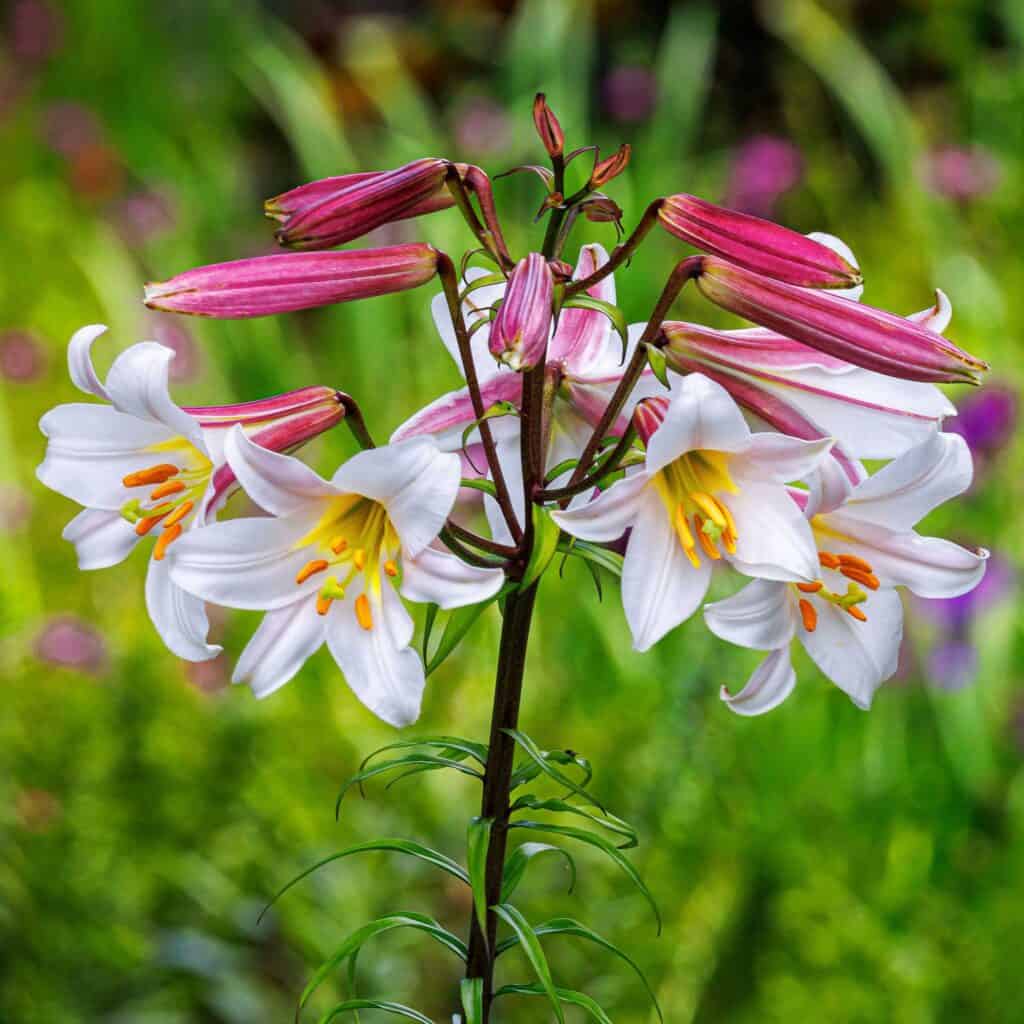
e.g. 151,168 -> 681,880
464,579 -> 539,1018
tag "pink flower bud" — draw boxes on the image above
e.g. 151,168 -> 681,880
489,253 -> 553,371
533,93 -> 565,158
695,257 -> 988,384
658,194 -> 862,289
633,396 -> 669,444
269,158 -> 458,249
144,245 -> 439,318
590,144 -> 631,188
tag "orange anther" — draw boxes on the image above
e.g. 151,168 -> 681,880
818,551 -> 840,570
694,516 -> 721,560
355,593 -> 373,630
152,523 -> 182,560
296,558 -> 329,584
150,479 -> 186,500
838,554 -> 873,573
135,508 -> 171,536
330,536 -> 348,554
798,598 -> 818,632
797,581 -> 823,593
384,560 -> 399,578
840,566 -> 880,590
122,464 -> 180,488
691,491 -> 727,529
162,500 -> 194,528
353,548 -> 367,570
316,595 -> 333,616
846,605 -> 868,622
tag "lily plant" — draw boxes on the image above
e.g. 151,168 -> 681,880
38,94 -> 989,1023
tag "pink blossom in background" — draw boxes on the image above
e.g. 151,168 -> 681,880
8,0 -> 63,66
924,145 -> 1002,203
39,101 -> 104,158
602,66 -> 658,123
452,96 -> 513,156
724,135 -> 804,217
149,317 -> 202,382
35,615 -> 108,674
112,189 -> 177,246
185,653 -> 231,694
0,329 -> 45,381
0,485 -> 32,533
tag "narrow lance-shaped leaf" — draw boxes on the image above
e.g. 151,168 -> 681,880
336,755 -> 483,816
509,746 -> 594,793
318,1000 -> 435,1024
504,729 -> 604,809
467,818 -> 493,939
361,736 -> 489,770
501,842 -> 578,902
556,538 -> 624,579
460,978 -> 485,1024
492,904 -> 565,1024
510,793 -> 638,848
561,294 -> 631,360
493,984 -> 613,1024
426,586 -> 514,676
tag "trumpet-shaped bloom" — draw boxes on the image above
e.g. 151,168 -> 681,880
704,432 -> 988,714
37,325 -> 345,660
167,429 -> 503,726
552,373 -> 833,651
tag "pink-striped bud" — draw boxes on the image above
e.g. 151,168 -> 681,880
268,158 -> 459,249
489,253 -> 554,371
533,93 -> 564,158
633,396 -> 669,445
144,245 -> 439,318
695,257 -> 988,384
658,195 -> 862,289
590,144 -> 631,188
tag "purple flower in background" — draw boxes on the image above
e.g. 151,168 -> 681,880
724,135 -> 804,218
112,189 -> 177,246
924,146 -> 1002,203
39,101 -> 104,158
35,615 -> 108,674
8,0 -> 63,66
0,485 -> 32,533
945,384 -> 1017,481
602,66 -> 658,124
452,96 -> 513,156
0,330 -> 45,381
149,317 -> 202,382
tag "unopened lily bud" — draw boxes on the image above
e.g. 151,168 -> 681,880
269,158 -> 457,250
659,194 -> 862,289
695,257 -> 988,384
580,195 -> 623,224
533,93 -> 565,158
144,245 -> 439,318
488,253 -> 553,371
547,259 -> 574,282
590,144 -> 631,188
633,396 -> 669,445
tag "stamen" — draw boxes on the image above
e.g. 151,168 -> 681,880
353,548 -> 367,570
123,464 -> 180,488
797,581 -> 823,593
152,523 -> 182,560
693,515 -> 721,560
384,560 -> 399,578
846,605 -> 868,622
316,595 -> 333,616
838,554 -> 873,573
798,598 -> 818,632
162,500 -> 194,528
719,501 -> 738,554
355,593 -> 373,630
150,479 -> 186,500
135,507 -> 171,536
818,551 -> 841,570
691,491 -> 727,529
330,535 -> 348,555
840,566 -> 880,591
673,503 -> 701,569
296,558 -> 329,584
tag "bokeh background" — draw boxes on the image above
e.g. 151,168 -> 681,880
2,1 -> 1023,1021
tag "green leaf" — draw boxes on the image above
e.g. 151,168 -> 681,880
426,597 -> 501,677
509,746 -> 594,793
646,343 -> 670,387
336,755 -> 482,816
494,984 -> 613,1024
318,999 -> 435,1024
556,538 -> 624,579
510,794 -> 638,848
460,978 -> 484,1024
467,817 -> 492,938
562,294 -> 630,359
460,401 -> 519,464
421,604 -> 439,664
501,842 -> 577,902
361,736 -> 488,770
492,905 -> 564,1024
301,913 -> 466,1009
460,478 -> 498,498
497,917 -> 662,1021
259,839 -> 469,924
460,272 -> 507,300
504,730 -> 604,809
510,821 -> 662,933
520,506 -> 561,589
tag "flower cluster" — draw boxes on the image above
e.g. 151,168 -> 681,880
38,95 -> 989,729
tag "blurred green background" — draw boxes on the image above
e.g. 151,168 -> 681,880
2,1 -> 1023,1021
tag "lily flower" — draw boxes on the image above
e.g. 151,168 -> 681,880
37,325 -> 345,660
488,252 -> 554,371
551,373 -> 833,651
704,431 -> 988,714
167,429 -> 504,725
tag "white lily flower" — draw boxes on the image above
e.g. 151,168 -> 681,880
37,324 -> 345,662
704,431 -> 989,714
166,428 -> 504,726
551,372 -> 833,651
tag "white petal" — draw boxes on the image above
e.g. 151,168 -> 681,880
799,589 -> 903,709
167,512 -> 323,611
62,506 -> 140,569
550,470 -> 650,544
908,288 -> 953,334
729,433 -> 833,485
806,232 -> 863,300
224,425 -> 333,517
233,596 -> 326,698
38,403 -> 177,509
484,433 -> 525,548
104,341 -> 205,450
727,483 -> 819,581
622,489 -> 712,651
145,555 -> 221,661
646,373 -> 751,476
720,648 -> 797,716
430,268 -> 504,382
67,324 -> 112,399
333,438 -> 460,558
326,582 -> 425,727
841,432 -> 973,530
400,545 -> 505,609
704,578 -> 796,650
803,454 -> 855,518
814,512 -> 989,598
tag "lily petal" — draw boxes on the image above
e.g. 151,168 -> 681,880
806,233 -> 863,301
67,324 -> 113,400
720,647 -> 798,716
551,469 -> 651,544
550,243 -> 616,369
62,506 -> 140,569
400,544 -> 505,609
729,433 -> 833,485
234,596 -> 326,698
704,578 -> 796,650
145,556 -> 221,661
727,482 -> 820,581
430,267 -> 505,381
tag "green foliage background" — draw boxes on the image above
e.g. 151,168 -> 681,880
2,1 -> 1023,1020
